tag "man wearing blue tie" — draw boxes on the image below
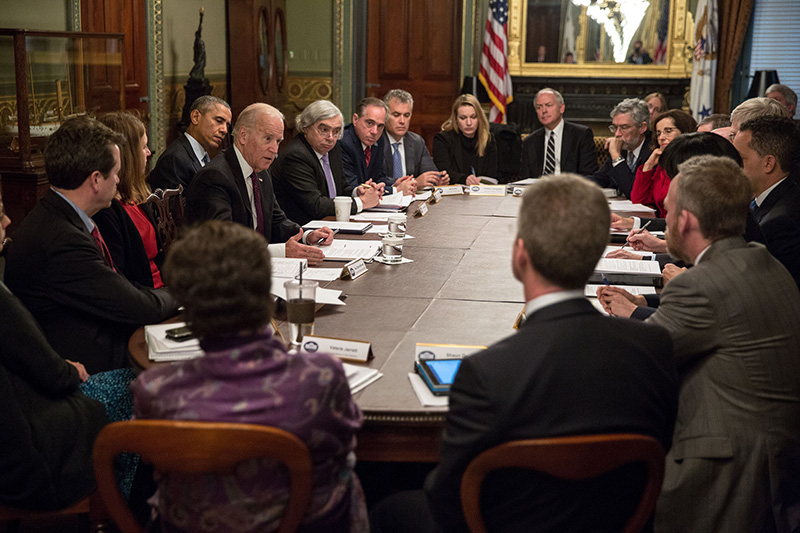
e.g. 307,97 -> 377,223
382,89 -> 449,189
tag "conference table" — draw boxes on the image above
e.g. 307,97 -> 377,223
129,188 -> 654,463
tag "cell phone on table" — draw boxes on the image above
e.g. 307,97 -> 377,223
415,359 -> 463,396
165,325 -> 194,342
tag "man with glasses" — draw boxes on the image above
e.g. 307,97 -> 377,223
588,98 -> 653,199
340,97 -> 417,195
271,100 -> 381,225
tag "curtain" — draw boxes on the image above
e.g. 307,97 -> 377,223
714,0 -> 756,113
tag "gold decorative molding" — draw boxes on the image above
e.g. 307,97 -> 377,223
286,76 -> 334,109
69,0 -> 81,32
146,0 -> 166,157
332,0 -> 345,109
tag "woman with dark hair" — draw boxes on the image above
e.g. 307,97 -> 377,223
132,221 -> 367,533
630,109 -> 697,217
93,112 -> 164,288
433,94 -> 498,185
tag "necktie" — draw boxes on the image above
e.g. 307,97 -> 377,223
91,226 -> 116,271
392,142 -> 403,178
627,152 -> 636,171
364,146 -> 371,167
250,172 -> 265,235
201,153 -> 210,165
321,153 -> 337,198
543,132 -> 556,175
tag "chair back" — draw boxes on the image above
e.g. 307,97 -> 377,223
460,433 -> 665,533
143,186 -> 185,254
93,420 -> 313,533
594,136 -> 610,167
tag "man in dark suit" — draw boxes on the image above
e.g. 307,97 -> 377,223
733,115 -> 800,287
4,117 -> 178,373
149,95 -> 232,190
598,155 -> 800,532
271,100 -> 381,225
589,98 -> 653,199
340,97 -> 416,195
371,175 -> 679,533
382,89 -> 449,188
186,103 -> 333,265
520,88 -> 598,178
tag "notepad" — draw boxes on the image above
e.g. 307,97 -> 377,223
313,239 -> 381,261
303,220 -> 373,234
584,285 -> 658,297
594,258 -> 662,276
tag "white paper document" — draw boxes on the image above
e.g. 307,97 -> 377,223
271,257 -> 308,278
594,258 -> 662,276
351,212 -> 397,221
607,200 -> 656,213
414,191 -> 433,201
585,284 -> 658,297
270,285 -> 346,306
408,373 -> 449,407
302,220 -> 373,234
145,322 -> 205,362
603,246 -> 654,258
301,268 -> 343,282
365,192 -> 414,211
314,239 -> 381,261
343,363 -> 383,394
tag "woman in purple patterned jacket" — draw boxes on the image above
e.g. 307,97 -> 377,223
131,220 -> 367,533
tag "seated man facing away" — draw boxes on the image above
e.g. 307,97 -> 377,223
271,99 -> 381,225
597,155 -> 800,532
132,221 -> 367,533
149,95 -> 232,190
186,103 -> 334,266
4,117 -> 178,373
371,174 -> 679,533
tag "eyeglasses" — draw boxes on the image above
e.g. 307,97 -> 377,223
656,127 -> 677,137
608,123 -> 635,133
315,124 -> 342,139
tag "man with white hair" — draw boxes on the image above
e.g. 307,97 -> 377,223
186,103 -> 333,265
766,83 -> 797,118
271,100 -> 381,225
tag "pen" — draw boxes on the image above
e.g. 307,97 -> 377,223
601,273 -> 610,285
316,228 -> 339,245
470,166 -> 476,177
620,220 -> 652,251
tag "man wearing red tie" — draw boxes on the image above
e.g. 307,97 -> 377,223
4,117 -> 178,373
186,102 -> 334,265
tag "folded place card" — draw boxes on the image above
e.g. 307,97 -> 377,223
301,335 -> 373,362
413,202 -> 429,217
342,258 -> 368,280
415,342 -> 486,361
429,189 -> 443,204
467,185 -> 506,196
437,185 -> 464,196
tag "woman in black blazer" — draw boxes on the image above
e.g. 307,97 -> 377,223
433,94 -> 498,185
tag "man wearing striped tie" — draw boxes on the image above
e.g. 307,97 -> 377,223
520,88 -> 598,179
382,89 -> 449,189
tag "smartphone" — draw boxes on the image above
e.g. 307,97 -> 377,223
415,359 -> 463,396
165,325 -> 194,342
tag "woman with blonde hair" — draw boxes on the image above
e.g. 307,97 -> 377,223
93,112 -> 165,288
433,94 -> 497,185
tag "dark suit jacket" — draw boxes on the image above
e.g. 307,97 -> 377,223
148,133 -> 204,191
4,190 -> 179,374
271,134 -> 356,226
186,146 -> 300,244
425,298 -> 679,532
646,237 -> 800,532
92,199 -> 164,288
382,131 -> 438,179
0,283 -> 107,510
520,121 -> 599,178
432,130 -> 498,184
752,174 -> 800,287
340,123 -> 389,190
589,132 -> 654,199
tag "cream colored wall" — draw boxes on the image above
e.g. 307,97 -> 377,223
286,0 -> 333,75
3,0 -> 70,31
162,0 -> 228,80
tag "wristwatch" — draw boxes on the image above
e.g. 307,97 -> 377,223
612,156 -> 625,166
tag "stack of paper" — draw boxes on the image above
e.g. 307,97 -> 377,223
584,285 -> 658,297
145,322 -> 204,362
365,192 -> 414,211
303,221 -> 373,234
342,362 -> 383,394
608,199 -> 656,213
271,258 -> 308,278
313,239 -> 381,261
594,258 -> 662,276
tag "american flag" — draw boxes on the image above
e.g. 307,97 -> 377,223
653,0 -> 670,64
479,0 -> 513,123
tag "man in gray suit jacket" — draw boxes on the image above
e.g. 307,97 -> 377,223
382,89 -> 449,188
598,154 -> 800,532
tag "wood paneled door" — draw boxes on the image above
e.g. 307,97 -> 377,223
81,0 -> 148,116
366,0 -> 462,150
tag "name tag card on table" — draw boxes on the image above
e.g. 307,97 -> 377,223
342,258 -> 368,280
467,185 -> 506,196
429,189 -> 443,204
301,335 -> 374,363
437,185 -> 464,196
413,202 -> 429,217
415,343 -> 486,361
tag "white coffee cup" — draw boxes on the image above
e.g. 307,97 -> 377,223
334,196 -> 351,222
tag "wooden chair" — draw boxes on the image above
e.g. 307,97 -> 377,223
460,433 -> 665,533
594,136 -> 610,168
93,420 -> 313,533
143,185 -> 185,255
0,491 -> 109,532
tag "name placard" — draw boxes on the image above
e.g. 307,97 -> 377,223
342,258 -> 368,280
429,189 -> 443,204
415,342 -> 486,361
414,202 -> 429,217
302,335 -> 373,362
468,185 -> 506,196
437,185 -> 464,196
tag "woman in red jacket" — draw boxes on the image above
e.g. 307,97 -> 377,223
630,109 -> 696,216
